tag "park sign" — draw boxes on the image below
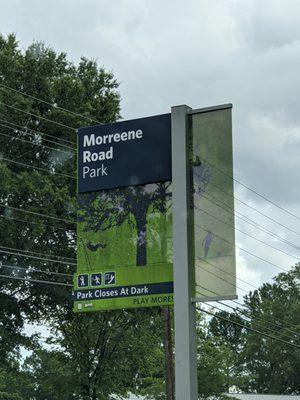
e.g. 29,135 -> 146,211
73,106 -> 236,313
77,114 -> 171,192
74,114 -> 173,312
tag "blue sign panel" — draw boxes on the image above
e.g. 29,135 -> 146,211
77,114 -> 171,193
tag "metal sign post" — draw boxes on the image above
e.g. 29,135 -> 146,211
171,105 -> 198,400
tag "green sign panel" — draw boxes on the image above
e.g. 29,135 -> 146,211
74,182 -> 173,312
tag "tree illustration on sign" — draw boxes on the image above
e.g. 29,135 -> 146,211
78,182 -> 171,266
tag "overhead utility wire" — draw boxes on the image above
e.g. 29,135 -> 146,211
1,263 -> 72,278
0,243 -> 75,262
196,288 -> 298,344
193,169 -> 300,238
0,156 -> 76,180
195,223 -> 293,274
195,256 -> 300,334
3,258 -> 298,342
0,213 -> 75,232
195,205 -> 300,261
0,205 -> 76,225
0,118 -> 75,147
195,280 -> 300,339
202,192 -> 300,252
204,179 -> 300,238
196,304 -> 300,350
202,299 -> 300,347
1,273 -> 297,348
216,298 -> 300,340
0,82 -> 100,124
199,156 -> 300,222
0,248 -> 76,266
0,100 -> 77,132
0,129 -> 73,155
195,276 -> 299,338
0,273 -> 72,287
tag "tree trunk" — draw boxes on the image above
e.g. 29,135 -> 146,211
163,306 -> 175,400
135,211 -> 147,266
80,382 -> 91,400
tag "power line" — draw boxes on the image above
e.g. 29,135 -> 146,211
0,244 -> 75,262
0,100 -> 77,132
195,223 -> 293,274
198,156 -> 300,222
197,305 -> 300,350
216,299 -> 300,340
0,213 -> 75,232
1,263 -> 72,278
200,179 -> 300,238
194,167 -> 300,238
195,205 -> 300,261
0,82 -> 100,125
0,248 -> 76,266
0,205 -> 76,225
195,280 -> 300,339
214,295 -> 300,343
0,129 -> 73,156
0,118 -> 75,148
0,156 -> 76,180
195,256 -> 300,334
196,257 -> 300,334
197,287 -> 298,343
202,192 -> 300,252
0,273 -> 73,287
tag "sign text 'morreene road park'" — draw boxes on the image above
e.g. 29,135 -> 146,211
77,114 -> 171,193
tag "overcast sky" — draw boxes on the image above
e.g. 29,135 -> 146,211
1,0 -> 300,297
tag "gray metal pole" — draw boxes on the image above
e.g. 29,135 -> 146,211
171,105 -> 198,400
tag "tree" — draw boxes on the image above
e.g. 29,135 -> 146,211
241,263 -> 300,394
49,308 -> 165,400
0,359 -> 32,400
208,311 -> 246,392
198,313 -> 240,399
22,349 -> 78,400
0,33 -> 120,321
208,310 -> 244,351
0,33 -> 170,400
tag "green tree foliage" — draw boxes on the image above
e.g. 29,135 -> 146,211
206,265 -> 300,395
208,310 -> 244,352
208,310 -> 247,391
0,360 -> 32,400
49,309 -> 165,400
241,264 -> 300,394
0,32 -> 120,329
22,350 -> 79,400
197,313 -> 244,398
0,33 -> 168,400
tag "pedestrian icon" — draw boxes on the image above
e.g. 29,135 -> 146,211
78,274 -> 89,288
91,273 -> 102,287
105,272 -> 116,285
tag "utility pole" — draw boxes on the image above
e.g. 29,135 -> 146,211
171,105 -> 198,400
163,306 -> 175,400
